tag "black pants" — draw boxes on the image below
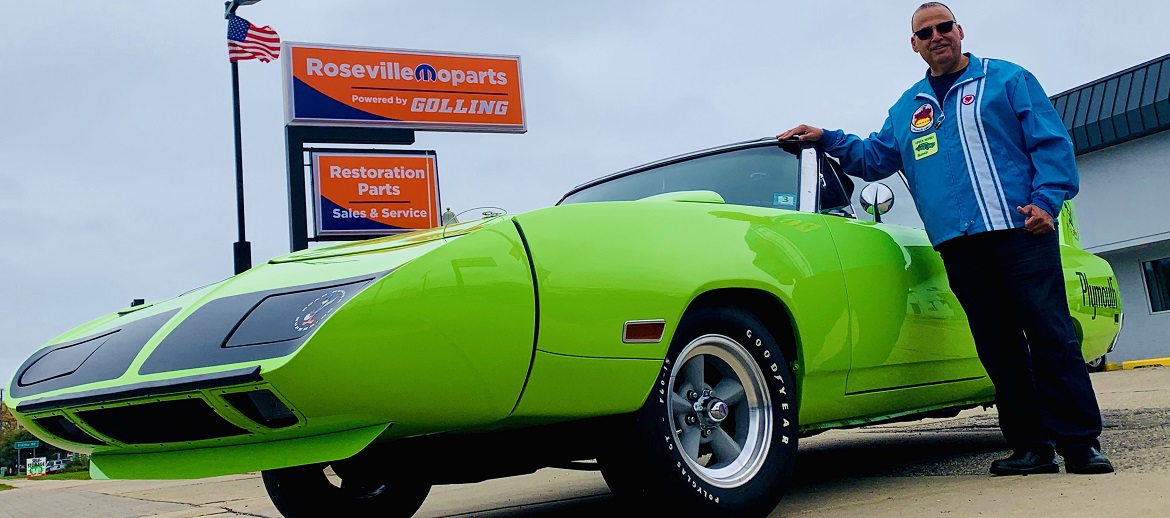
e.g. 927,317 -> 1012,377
937,228 -> 1102,457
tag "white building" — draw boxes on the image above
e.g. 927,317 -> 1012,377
1051,53 -> 1170,363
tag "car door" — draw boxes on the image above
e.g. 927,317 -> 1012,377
814,155 -> 985,396
557,141 -> 855,398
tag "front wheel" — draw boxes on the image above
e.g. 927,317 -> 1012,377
1086,354 -> 1106,373
261,462 -> 430,518
600,306 -> 799,517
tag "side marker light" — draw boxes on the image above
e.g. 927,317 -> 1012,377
623,320 -> 666,343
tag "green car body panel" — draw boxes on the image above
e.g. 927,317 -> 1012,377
4,141 -> 1121,483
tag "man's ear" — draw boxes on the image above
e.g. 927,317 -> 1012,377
957,24 -> 965,40
910,36 -> 920,54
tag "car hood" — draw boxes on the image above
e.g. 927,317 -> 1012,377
272,218 -> 501,263
6,217 -> 517,406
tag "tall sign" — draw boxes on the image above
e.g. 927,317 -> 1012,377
284,42 -> 525,133
312,151 -> 440,235
282,42 -> 525,251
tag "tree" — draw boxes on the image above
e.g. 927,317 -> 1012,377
0,402 -> 70,473
0,402 -> 19,434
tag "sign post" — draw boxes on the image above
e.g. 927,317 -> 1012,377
14,440 -> 40,475
285,126 -> 415,251
280,41 -> 525,251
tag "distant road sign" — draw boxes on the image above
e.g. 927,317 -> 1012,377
14,440 -> 40,449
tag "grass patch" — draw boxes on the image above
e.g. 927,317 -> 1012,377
41,471 -> 91,480
0,471 -> 91,481
0,484 -> 13,491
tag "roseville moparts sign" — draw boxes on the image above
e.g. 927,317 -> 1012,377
284,42 -> 525,133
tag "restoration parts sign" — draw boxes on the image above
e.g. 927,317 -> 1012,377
313,151 -> 440,236
285,42 -> 525,132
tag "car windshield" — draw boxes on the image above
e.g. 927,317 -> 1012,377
560,144 -> 802,209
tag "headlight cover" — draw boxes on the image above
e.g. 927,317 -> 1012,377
138,273 -> 386,375
10,310 -> 181,398
226,285 -> 354,347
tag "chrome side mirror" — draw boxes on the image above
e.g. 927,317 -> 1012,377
860,183 -> 894,223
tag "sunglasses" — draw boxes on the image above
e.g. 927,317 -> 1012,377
913,20 -> 956,40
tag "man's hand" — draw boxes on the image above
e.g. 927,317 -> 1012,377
1017,204 -> 1055,234
776,125 -> 823,142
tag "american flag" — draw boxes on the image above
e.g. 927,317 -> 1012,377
227,14 -> 280,63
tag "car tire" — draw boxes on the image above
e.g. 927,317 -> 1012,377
261,462 -> 430,518
1086,354 -> 1106,373
599,305 -> 799,517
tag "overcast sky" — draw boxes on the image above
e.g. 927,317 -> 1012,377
2,0 -> 1166,382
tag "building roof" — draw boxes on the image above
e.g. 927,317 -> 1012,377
1051,53 -> 1170,155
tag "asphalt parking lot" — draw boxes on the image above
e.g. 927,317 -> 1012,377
1,366 -> 1167,518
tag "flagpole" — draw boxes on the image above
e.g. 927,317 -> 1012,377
230,59 -> 251,274
226,1 -> 252,274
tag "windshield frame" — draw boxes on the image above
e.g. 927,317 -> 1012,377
558,139 -> 839,215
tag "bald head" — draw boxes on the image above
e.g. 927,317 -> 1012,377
910,1 -> 966,76
912,2 -> 956,28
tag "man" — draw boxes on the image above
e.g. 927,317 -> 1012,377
777,2 -> 1113,475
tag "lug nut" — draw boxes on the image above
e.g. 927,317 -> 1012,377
701,427 -> 713,438
687,390 -> 699,401
685,414 -> 699,425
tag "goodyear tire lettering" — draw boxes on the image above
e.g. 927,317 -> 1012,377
606,307 -> 797,514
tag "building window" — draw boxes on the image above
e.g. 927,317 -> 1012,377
1143,258 -> 1170,313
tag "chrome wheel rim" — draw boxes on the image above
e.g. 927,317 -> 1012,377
667,333 -> 772,488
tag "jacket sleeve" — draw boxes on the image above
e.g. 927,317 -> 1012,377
1010,69 -> 1079,218
820,114 -> 903,182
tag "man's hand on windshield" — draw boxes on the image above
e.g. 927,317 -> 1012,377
776,125 -> 824,142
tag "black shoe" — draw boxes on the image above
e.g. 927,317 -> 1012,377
989,451 -> 1060,475
1064,448 -> 1115,474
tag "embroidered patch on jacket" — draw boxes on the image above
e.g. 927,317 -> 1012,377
910,103 -> 934,133
912,133 -> 938,160
962,94 -> 975,105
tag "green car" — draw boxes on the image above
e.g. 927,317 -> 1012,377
4,139 -> 1121,517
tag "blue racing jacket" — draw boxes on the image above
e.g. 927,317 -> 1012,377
821,53 -> 1078,247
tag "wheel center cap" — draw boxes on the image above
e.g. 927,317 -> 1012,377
707,400 -> 729,422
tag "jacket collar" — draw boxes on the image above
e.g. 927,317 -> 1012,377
914,52 -> 985,105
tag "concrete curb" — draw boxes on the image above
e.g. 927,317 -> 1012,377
1119,357 -> 1170,369
1102,357 -> 1170,371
